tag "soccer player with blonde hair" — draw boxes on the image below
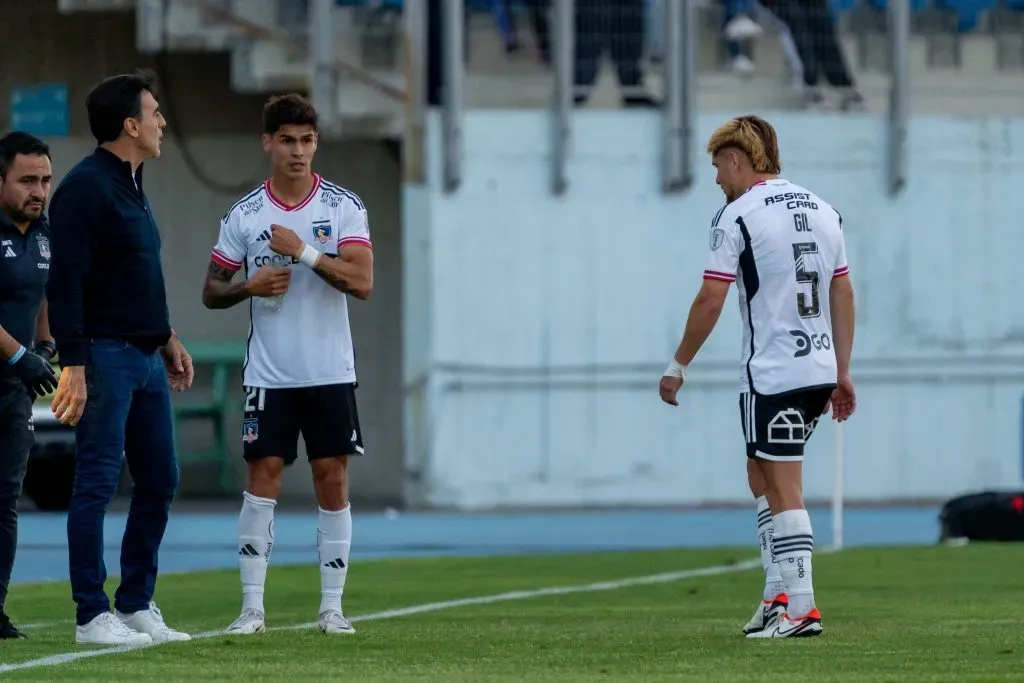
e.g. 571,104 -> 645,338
659,115 -> 856,638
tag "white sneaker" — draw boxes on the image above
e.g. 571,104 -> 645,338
725,15 -> 763,42
116,602 -> 191,643
225,609 -> 266,635
75,612 -> 153,646
742,593 -> 787,635
316,610 -> 355,635
731,55 -> 755,76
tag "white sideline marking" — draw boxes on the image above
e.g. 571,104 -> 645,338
20,620 -> 72,631
0,557 -> 761,674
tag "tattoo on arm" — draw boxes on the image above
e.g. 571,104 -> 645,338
202,261 -> 250,309
312,257 -> 353,294
207,262 -> 236,281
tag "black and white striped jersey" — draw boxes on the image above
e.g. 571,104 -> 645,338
703,179 -> 849,396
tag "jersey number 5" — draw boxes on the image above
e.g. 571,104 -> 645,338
792,242 -> 821,319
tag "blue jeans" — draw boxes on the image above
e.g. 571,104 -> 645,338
68,340 -> 179,626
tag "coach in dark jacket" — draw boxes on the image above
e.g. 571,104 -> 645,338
0,132 -> 58,640
46,71 -> 194,646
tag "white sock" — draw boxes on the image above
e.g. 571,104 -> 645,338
238,491 -> 276,614
772,509 -> 815,617
756,496 -> 785,601
318,504 -> 352,616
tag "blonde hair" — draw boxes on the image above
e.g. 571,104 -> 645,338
705,115 -> 781,174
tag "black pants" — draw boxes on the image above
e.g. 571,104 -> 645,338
0,378 -> 32,612
759,0 -> 854,88
574,0 -> 646,93
500,0 -> 551,57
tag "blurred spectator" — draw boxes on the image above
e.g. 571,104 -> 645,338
758,0 -> 864,110
724,0 -> 764,42
646,0 -> 664,64
574,0 -> 657,107
723,0 -> 761,75
493,0 -> 552,66
724,1 -> 804,85
427,0 -> 442,106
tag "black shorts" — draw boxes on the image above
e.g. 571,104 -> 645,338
241,383 -> 364,464
738,387 -> 833,462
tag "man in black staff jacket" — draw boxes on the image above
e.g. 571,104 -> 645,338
46,70 -> 194,647
0,131 -> 59,640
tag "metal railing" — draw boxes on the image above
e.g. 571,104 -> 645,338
410,0 -> 911,198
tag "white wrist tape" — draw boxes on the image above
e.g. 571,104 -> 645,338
299,244 -> 321,268
663,359 -> 687,380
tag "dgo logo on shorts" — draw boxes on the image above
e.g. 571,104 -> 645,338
243,419 -> 259,443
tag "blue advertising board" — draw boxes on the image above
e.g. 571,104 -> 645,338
9,83 -> 70,138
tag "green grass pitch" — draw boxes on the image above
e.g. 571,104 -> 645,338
1,544 -> 1022,681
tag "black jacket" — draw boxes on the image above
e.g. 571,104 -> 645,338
0,214 -> 50,379
46,147 -> 171,367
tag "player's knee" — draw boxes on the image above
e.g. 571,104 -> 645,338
312,457 -> 348,488
754,458 -> 804,512
311,457 -> 349,508
247,458 -> 285,499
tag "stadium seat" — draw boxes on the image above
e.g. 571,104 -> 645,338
170,340 -> 248,493
940,0 -> 997,31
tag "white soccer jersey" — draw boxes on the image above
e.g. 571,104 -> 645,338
703,178 -> 849,396
210,173 -> 371,389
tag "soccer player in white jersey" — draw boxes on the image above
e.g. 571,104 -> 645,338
201,94 -> 373,636
658,115 -> 856,638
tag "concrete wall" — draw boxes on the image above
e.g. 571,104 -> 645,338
0,0 -> 273,136
403,109 -> 1024,509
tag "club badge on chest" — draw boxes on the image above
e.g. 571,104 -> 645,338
312,219 -> 332,245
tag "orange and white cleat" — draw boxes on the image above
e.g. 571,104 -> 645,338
742,593 -> 788,636
747,608 -> 823,639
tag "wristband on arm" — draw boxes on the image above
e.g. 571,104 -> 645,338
8,345 -> 26,365
298,244 -> 321,268
663,359 -> 687,380
33,340 -> 57,361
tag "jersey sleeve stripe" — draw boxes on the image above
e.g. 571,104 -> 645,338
339,236 -> 372,249
703,269 -> 736,282
221,185 -> 263,222
211,249 -> 242,271
321,180 -> 366,210
833,266 -> 849,278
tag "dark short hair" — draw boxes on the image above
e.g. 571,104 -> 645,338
262,94 -> 318,136
0,131 -> 50,179
85,69 -> 160,145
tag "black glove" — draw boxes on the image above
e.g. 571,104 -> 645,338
32,340 -> 57,362
10,348 -> 58,398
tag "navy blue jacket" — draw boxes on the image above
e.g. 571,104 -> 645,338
46,147 -> 171,367
0,214 -> 50,379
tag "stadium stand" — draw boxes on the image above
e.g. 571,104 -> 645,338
62,1 -> 1024,129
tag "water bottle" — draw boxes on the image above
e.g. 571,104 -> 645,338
263,294 -> 284,312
